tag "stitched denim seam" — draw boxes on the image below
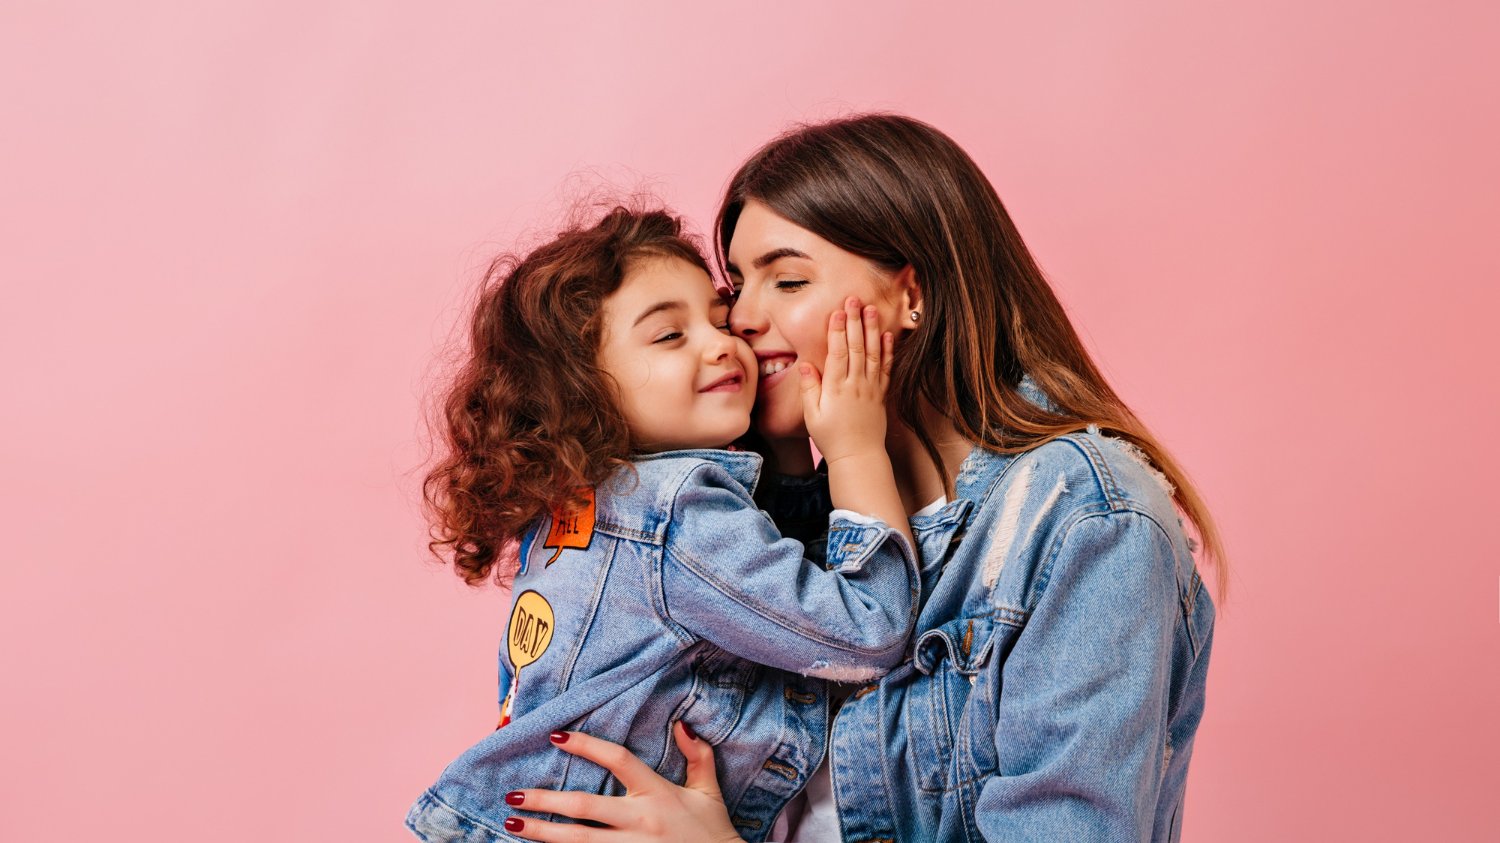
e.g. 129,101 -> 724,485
593,520 -> 659,543
413,789 -> 512,840
1033,504 -> 1175,610
1069,434 -> 1124,508
557,540 -> 619,691
650,547 -> 697,647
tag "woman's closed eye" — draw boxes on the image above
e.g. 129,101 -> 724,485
774,278 -> 808,291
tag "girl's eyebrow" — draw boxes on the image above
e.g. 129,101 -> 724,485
632,297 -> 727,328
632,300 -> 685,328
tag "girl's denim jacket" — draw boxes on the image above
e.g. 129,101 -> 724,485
822,379 -> 1215,842
406,449 -> 918,842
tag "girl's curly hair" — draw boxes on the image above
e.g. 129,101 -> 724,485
425,205 -> 714,586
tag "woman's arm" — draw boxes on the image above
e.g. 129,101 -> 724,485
975,510 -> 1187,840
504,724 -> 743,843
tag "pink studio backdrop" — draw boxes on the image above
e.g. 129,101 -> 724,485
2,2 -> 1496,840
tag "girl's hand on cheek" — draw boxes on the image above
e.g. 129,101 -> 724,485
799,297 -> 893,467
501,724 -> 743,843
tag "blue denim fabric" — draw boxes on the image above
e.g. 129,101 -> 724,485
406,449 -> 918,842
826,384 -> 1215,841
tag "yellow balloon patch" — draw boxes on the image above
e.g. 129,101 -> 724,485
508,590 -> 554,671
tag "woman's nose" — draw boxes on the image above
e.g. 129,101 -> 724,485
729,289 -> 764,339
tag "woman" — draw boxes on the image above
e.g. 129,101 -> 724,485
501,113 -> 1222,842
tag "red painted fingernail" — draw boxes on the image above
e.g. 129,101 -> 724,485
504,817 -> 525,832
549,730 -> 570,744
681,723 -> 699,741
505,791 -> 525,806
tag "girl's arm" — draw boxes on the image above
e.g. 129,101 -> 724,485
661,300 -> 916,679
662,459 -> 915,679
798,298 -> 914,552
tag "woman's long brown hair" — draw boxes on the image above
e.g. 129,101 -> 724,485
716,114 -> 1227,600
424,206 -> 713,586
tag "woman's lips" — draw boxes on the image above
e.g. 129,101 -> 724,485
756,354 -> 798,391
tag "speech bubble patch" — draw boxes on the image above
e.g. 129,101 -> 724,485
543,487 -> 595,566
497,590 -> 555,730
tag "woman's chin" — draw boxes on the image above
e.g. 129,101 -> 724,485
753,413 -> 810,446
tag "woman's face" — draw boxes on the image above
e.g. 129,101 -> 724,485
726,200 -> 914,441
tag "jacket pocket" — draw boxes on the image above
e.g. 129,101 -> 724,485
906,615 -> 999,793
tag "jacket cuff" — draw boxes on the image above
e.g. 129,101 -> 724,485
825,515 -> 915,573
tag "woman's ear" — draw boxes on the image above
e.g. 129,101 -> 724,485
893,265 -> 923,329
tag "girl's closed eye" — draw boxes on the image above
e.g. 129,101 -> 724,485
653,331 -> 683,344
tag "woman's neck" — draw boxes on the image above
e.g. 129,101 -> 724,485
886,402 -> 973,515
762,403 -> 973,515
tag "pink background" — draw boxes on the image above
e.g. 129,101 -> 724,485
3,2 -> 1496,840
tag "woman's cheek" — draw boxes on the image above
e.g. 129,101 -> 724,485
783,301 -> 832,369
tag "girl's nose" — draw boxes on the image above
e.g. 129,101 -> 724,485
704,327 -> 737,362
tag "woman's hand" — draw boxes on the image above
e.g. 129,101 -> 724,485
502,722 -> 743,843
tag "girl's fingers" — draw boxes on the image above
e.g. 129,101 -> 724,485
547,730 -> 662,795
842,298 -> 865,378
798,362 -> 821,423
673,721 -> 721,797
880,332 -> 894,379
503,788 -> 629,829
824,308 -> 850,382
862,305 -> 882,380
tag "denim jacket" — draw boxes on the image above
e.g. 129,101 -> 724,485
406,449 -> 918,842
824,386 -> 1215,841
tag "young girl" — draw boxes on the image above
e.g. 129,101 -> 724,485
406,206 -> 918,842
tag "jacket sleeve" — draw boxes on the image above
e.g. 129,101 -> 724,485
974,510 -> 1182,842
659,462 -> 918,681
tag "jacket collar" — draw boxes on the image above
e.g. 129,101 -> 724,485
922,374 -> 1056,520
632,448 -> 764,496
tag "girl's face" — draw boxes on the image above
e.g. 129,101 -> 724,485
727,200 -> 914,440
597,256 -> 758,452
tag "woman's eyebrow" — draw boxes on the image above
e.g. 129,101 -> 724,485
725,246 -> 812,277
752,247 -> 811,269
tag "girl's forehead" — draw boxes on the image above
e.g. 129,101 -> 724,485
607,257 -> 728,321
620,256 -> 718,296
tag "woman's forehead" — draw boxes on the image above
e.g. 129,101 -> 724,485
726,202 -> 825,269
